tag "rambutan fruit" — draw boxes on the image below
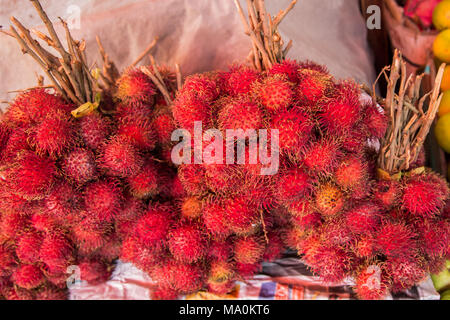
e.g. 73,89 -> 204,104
35,285 -> 66,300
298,60 -> 329,74
28,111 -> 76,157
224,196 -> 259,235
8,151 -> 56,200
373,179 -> 401,209
208,240 -> 233,261
270,109 -> 313,153
233,235 -> 265,264
172,94 -> 212,132
345,203 -> 381,234
335,156 -> 368,190
178,164 -> 208,196
97,236 -> 121,262
181,196 -> 203,219
341,127 -> 368,154
354,265 -> 390,300
315,184 -> 346,217
401,173 -> 449,218
204,163 -> 242,195
275,167 -> 311,204
98,135 -> 144,177
153,259 -> 204,294
179,74 -> 218,103
319,81 -> 362,134
354,236 -> 375,258
31,212 -> 57,233
116,197 -> 145,222
291,211 -> 322,230
120,236 -> 160,272
319,219 -> 353,247
263,232 -> 285,261
168,222 -> 208,263
0,123 -> 10,158
40,233 -> 74,273
115,68 -> 156,104
0,128 -> 30,163
362,102 -> 388,139
416,221 -> 448,258
6,287 -> 34,300
207,260 -> 235,295
235,262 -> 261,279
62,148 -> 97,185
217,99 -> 264,131
207,279 -> 235,296
0,243 -> 16,276
127,161 -> 159,199
84,179 -> 122,222
152,286 -> 179,300
117,115 -> 156,150
282,227 -> 306,250
72,217 -> 109,254
79,111 -> 112,150
219,65 -> 260,97
303,138 -> 341,174
288,198 -> 313,217
375,221 -> 416,258
78,258 -> 111,285
44,181 -> 80,223
134,206 -> 173,249
303,244 -> 350,283
0,211 -> 28,240
269,59 -> 301,84
152,110 -> 176,145
385,257 -> 427,292
5,89 -> 72,128
16,231 -> 43,264
296,69 -> 333,104
13,264 -> 44,289
256,75 -> 294,112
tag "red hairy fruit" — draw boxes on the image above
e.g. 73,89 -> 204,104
362,102 -> 388,138
0,211 -> 28,239
179,74 -> 218,103
315,184 -> 346,217
13,264 -> 44,289
297,69 -> 332,104
134,206 -> 173,249
208,240 -> 233,261
335,157 -> 367,190
220,65 -> 260,97
354,236 -> 375,258
84,180 -> 122,222
298,60 -> 329,74
376,221 -> 416,258
29,111 -> 76,157
354,265 -> 390,300
16,232 -> 43,264
234,236 -> 265,264
345,203 -> 381,234
291,211 -> 322,231
320,81 -> 362,134
263,233 -> 285,261
235,262 -> 261,279
6,287 -> 34,300
172,94 -> 211,132
79,112 -> 111,150
8,152 -> 56,200
270,109 -> 313,153
224,196 -> 259,235
178,164 -> 208,196
62,148 -> 97,184
319,219 -> 352,247
303,138 -> 341,174
416,221 -> 449,258
207,260 -> 235,295
275,167 -> 311,204
373,179 -> 401,209
72,217 -> 109,254
44,181 -> 80,223
98,135 -> 144,177
115,68 -> 156,104
269,59 -> 301,84
152,286 -> 179,300
40,233 -> 74,272
168,222 -> 208,263
117,115 -> 156,150
120,237 -> 160,272
181,197 -> 203,219
385,257 -> 427,292
256,75 -> 294,112
78,258 -> 111,285
0,124 -> 10,158
218,99 -> 264,131
5,89 -> 72,128
401,173 -> 449,218
152,110 -> 176,145
0,128 -> 29,163
153,259 -> 204,294
0,243 -> 17,276
127,161 -> 159,199
35,286 -> 66,300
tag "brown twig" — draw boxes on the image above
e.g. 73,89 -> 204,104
130,36 -> 159,68
141,56 -> 173,105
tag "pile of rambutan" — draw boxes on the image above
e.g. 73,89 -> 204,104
0,66 -> 179,299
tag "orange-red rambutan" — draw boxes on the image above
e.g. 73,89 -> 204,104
275,167 -> 311,204
179,74 -> 218,103
315,183 -> 346,217
12,264 -> 44,289
115,69 -> 156,104
385,257 -> 427,292
40,233 -> 74,273
219,65 -> 260,97
117,115 -> 156,150
168,222 -> 208,263
172,94 -> 212,132
218,99 -> 264,131
16,231 -> 43,264
233,235 -> 265,264
375,221 -> 417,258
335,156 -> 368,190
224,196 -> 259,235
134,205 -> 173,250
296,69 -> 332,105
345,203 -> 381,234
178,164 -> 208,196
354,265 -> 390,300
127,161 -> 159,199
303,138 -> 341,174
256,75 -> 294,112
78,258 -> 111,285
269,59 -> 301,84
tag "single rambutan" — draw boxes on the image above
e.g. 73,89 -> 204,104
270,109 -> 313,153
303,138 -> 341,174
0,124 -> 10,158
115,68 -> 156,104
296,69 -> 333,104
153,259 -> 204,294
208,240 -> 233,261
97,236 -> 122,262
354,265 -> 390,300
219,65 -> 260,97
62,148 -> 97,185
401,173 -> 449,218
288,198 -> 313,217
98,135 -> 144,177
385,257 -> 427,292
335,156 -> 368,190
127,161 -> 159,199
16,231 -> 43,264
345,203 -> 381,234
354,236 -> 375,258
181,196 -> 203,219
134,206 -> 173,249
0,128 -> 30,163
168,222 -> 208,263
319,218 -> 353,247
263,232 -> 285,261
31,212 -> 57,233
282,227 -> 306,250
362,102 -> 388,139
341,127 -> 368,154
79,111 -> 112,150
28,111 -> 76,157
233,235 -> 265,265
40,233 -> 74,273
120,236 -> 161,273
224,196 -> 259,235
256,75 -> 294,112
207,279 -> 235,296
319,81 -> 362,134
13,264 -> 44,289
84,179 -> 122,222
275,167 -> 311,204
116,196 -> 145,222
8,151 -> 56,200
416,221 -> 449,258
303,244 -> 350,283
373,179 -> 401,209
72,216 -> 109,254
44,181 -> 80,223
208,260 -> 235,283
117,115 -> 156,150
179,74 -> 218,103
291,211 -> 322,230
78,258 -> 111,285
172,94 -> 212,132
269,59 -> 301,84
375,221 -> 416,258
178,164 -> 208,196
0,211 -> 29,240
35,285 -> 66,300
217,99 -> 264,131
204,163 -> 242,195
0,243 -> 16,276
315,184 -> 346,217
152,110 -> 176,145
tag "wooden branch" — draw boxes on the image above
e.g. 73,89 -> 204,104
130,36 -> 159,68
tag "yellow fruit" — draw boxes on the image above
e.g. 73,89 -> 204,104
438,90 -> 450,117
442,66 -> 450,91
435,113 -> 450,153
433,0 -> 450,30
433,30 -> 450,63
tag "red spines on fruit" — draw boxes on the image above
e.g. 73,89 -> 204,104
335,156 -> 368,190
84,179 -> 122,222
354,265 -> 390,300
362,102 -> 388,139
233,235 -> 265,264
127,161 -> 159,199
269,59 -> 301,84
117,115 -> 156,150
115,68 -> 156,104
134,205 -> 173,250
62,148 -> 97,185
376,221 -> 417,258
40,233 -> 74,273
224,196 -> 259,235
345,203 -> 381,234
178,164 -> 208,196
219,65 -> 260,97
256,75 -> 294,112
0,243 -> 17,276
275,167 -> 311,204
385,257 -> 427,292
179,74 -> 218,103
78,258 -> 111,285
12,264 -> 44,289
16,232 -> 43,264
303,138 -> 341,174
296,69 -> 332,104
172,94 -> 211,132
79,112 -> 111,150
218,99 -> 264,131
168,222 -> 208,263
